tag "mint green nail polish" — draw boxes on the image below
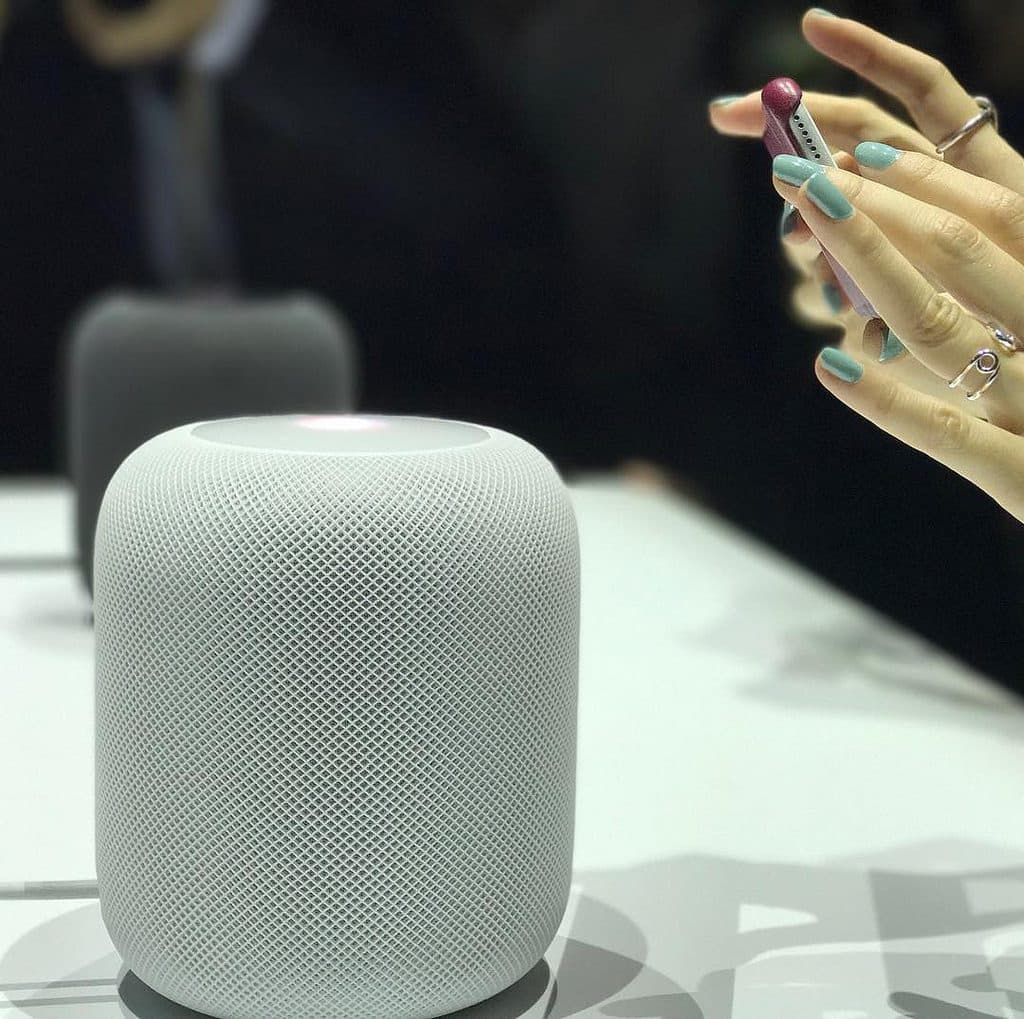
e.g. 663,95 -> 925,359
710,94 -> 744,106
773,154 -> 823,186
822,282 -> 845,314
820,347 -> 863,383
879,327 -> 906,362
809,7 -> 838,17
779,202 -> 798,239
855,141 -> 902,169
807,173 -> 854,220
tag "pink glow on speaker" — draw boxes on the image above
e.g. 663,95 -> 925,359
295,416 -> 383,432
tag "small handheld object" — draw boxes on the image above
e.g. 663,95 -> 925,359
762,76 -> 876,318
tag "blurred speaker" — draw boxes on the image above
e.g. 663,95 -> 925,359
66,293 -> 357,591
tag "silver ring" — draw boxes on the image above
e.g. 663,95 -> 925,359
936,97 -> 998,155
986,322 -> 1023,354
948,348 -> 1000,400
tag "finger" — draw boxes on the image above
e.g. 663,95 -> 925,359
802,9 -> 1024,191
771,160 -> 1017,408
853,143 -> 1024,263
707,91 -> 762,136
783,151 -> 853,264
779,157 -> 1024,348
815,347 -> 1024,516
861,316 -> 906,363
790,276 -> 852,328
781,205 -> 822,272
781,202 -> 812,243
833,151 -> 859,174
856,318 -> 1003,417
780,151 -> 853,263
800,250 -> 849,315
797,93 -> 933,156
709,88 -> 932,156
791,278 -> 837,327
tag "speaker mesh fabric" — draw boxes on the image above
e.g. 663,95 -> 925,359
93,421 -> 579,1019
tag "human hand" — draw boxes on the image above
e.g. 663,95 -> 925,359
709,9 -> 1024,521
773,136 -> 1024,519
709,9 -> 1024,191
711,8 -> 1024,325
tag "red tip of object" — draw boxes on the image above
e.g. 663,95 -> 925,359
762,77 -> 802,118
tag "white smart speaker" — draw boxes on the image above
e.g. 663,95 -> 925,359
93,415 -> 580,1019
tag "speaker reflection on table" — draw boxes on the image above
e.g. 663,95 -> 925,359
93,414 -> 581,1019
66,293 -> 358,591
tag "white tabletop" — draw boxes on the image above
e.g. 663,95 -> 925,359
0,481 -> 74,563
2,479 -> 1023,1018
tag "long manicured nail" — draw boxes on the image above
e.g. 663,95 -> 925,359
710,94 -> 745,107
879,327 -> 907,362
820,346 -> 863,383
779,202 -> 798,239
773,154 -> 824,186
807,173 -> 854,220
809,7 -> 838,17
822,282 -> 845,314
855,141 -> 902,169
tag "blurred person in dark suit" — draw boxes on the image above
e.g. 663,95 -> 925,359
0,3 -> 143,472
63,0 -> 267,288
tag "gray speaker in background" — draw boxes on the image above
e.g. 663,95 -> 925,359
66,293 -> 358,590
93,414 -> 580,1019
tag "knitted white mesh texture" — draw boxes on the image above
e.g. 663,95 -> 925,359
93,422 -> 579,1019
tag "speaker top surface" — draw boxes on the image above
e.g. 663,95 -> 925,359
192,414 -> 490,456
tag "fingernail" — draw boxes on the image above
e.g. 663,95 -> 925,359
820,346 -> 864,383
855,141 -> 902,169
809,7 -> 838,17
779,202 -> 798,239
879,327 -> 907,362
822,282 -> 845,313
773,153 -> 824,186
807,173 -> 854,220
710,94 -> 745,106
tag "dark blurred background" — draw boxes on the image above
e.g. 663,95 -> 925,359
2,0 -> 1023,686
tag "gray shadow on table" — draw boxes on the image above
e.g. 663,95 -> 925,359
576,839 -> 1024,1018
684,585 -> 1024,737
5,844 -> 1023,1018
10,585 -> 93,657
0,557 -> 76,573
0,894 -> 699,1019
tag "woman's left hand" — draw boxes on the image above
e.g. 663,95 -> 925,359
773,145 -> 1024,519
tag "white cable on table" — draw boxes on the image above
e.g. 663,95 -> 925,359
0,880 -> 98,899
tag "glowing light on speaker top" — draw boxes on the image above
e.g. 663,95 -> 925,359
295,416 -> 383,432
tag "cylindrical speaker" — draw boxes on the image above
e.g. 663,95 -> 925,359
93,415 -> 580,1019
66,292 -> 358,591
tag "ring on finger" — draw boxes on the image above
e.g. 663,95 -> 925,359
948,348 -> 1001,401
935,96 -> 999,155
985,321 -> 1023,354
